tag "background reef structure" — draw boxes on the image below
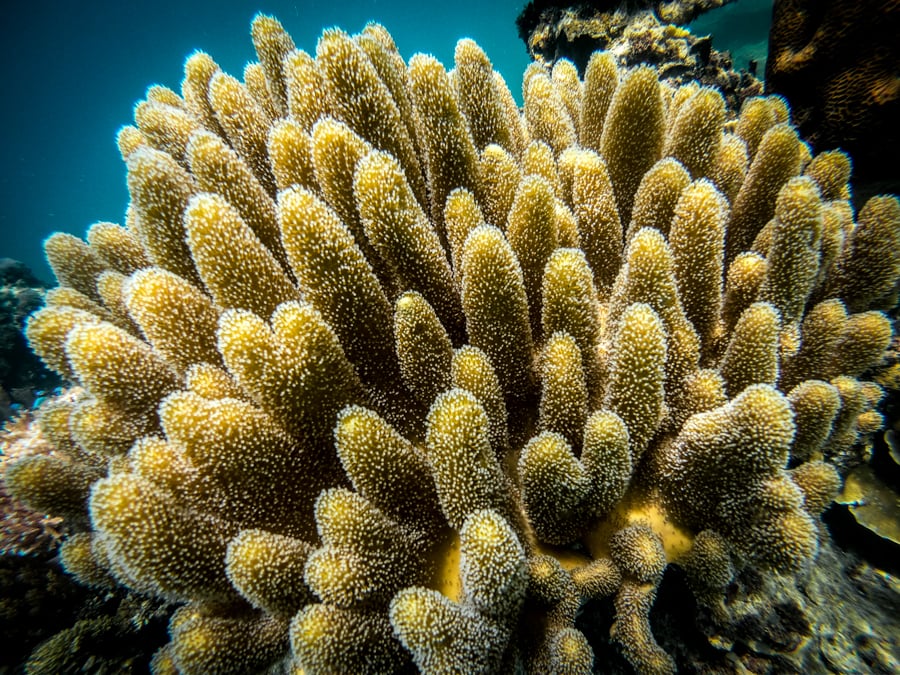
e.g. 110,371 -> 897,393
765,0 -> 900,204
513,0 -> 764,116
6,13 -> 900,675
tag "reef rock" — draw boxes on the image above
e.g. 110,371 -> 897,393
0,258 -> 61,420
766,0 -> 900,203
516,0 -> 761,113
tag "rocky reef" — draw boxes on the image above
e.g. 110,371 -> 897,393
766,0 -> 900,204
3,14 -> 899,675
515,0 -> 761,113
0,258 -> 61,420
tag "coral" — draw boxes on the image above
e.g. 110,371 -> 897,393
603,302 -> 667,457
165,606 -> 288,675
0,259 -> 61,420
663,88 -> 725,180
678,528 -> 733,596
1,404 -> 69,558
668,178 -> 727,350
826,195 -> 900,312
719,302 -> 780,397
766,0 -> 900,200
835,463 -> 900,548
0,400 -> 172,672
388,509 -> 526,674
610,523 -> 667,583
791,460 -> 842,515
4,407 -> 104,525
291,603 -> 407,674
653,384 -> 818,572
460,225 -> 535,400
7,14 -> 899,675
667,534 -> 900,674
225,529 -> 315,617
516,2 -> 760,114
539,333 -> 588,448
520,431 -> 592,543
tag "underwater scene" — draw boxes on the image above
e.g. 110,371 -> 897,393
1,0 -> 898,672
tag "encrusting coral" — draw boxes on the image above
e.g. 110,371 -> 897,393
6,13 -> 900,675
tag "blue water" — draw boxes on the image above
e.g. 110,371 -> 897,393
1,0 -> 531,284
689,0 -> 773,75
1,1 -> 773,285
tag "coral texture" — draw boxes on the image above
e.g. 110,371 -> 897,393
766,0 -> 900,199
0,259 -> 60,420
7,14 -> 900,675
515,1 -> 761,114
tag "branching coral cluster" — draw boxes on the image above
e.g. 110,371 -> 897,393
6,14 -> 900,675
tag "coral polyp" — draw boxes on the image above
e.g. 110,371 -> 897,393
6,13 -> 899,675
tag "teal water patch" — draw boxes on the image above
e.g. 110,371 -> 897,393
689,0 -> 773,76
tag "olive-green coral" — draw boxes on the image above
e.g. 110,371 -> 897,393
450,345 -> 509,456
600,67 -> 665,220
547,627 -> 594,674
613,581 -> 676,675
627,158 -> 691,242
425,389 -> 511,531
519,431 -> 591,544
355,150 -> 462,338
610,524 -> 667,584
726,123 -> 802,263
680,529 -> 733,595
454,39 -> 516,154
225,528 -> 314,617
277,186 -> 398,394
303,488 -> 424,607
668,178 -> 727,350
217,301 -> 365,448
524,71 -> 576,156
757,176 -> 823,324
394,291 -> 454,407
541,248 -> 601,388
460,225 -> 534,401
653,384 -> 817,572
507,175 -> 559,333
567,149 -> 622,293
827,195 -> 900,311
408,52 -> 478,232
604,303 -> 667,459
124,267 -> 223,374
184,192 -> 299,318
5,453 -> 101,523
167,606 -> 288,675
292,603 -> 408,674
390,509 -> 525,674
389,587 -> 506,674
720,302 -> 781,397
90,470 -> 237,602
662,87 -> 725,180
790,460 -> 842,514
12,15 -> 899,675
539,333 -> 588,449
334,405 -> 442,532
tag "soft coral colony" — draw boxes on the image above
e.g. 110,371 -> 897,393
7,13 -> 900,675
